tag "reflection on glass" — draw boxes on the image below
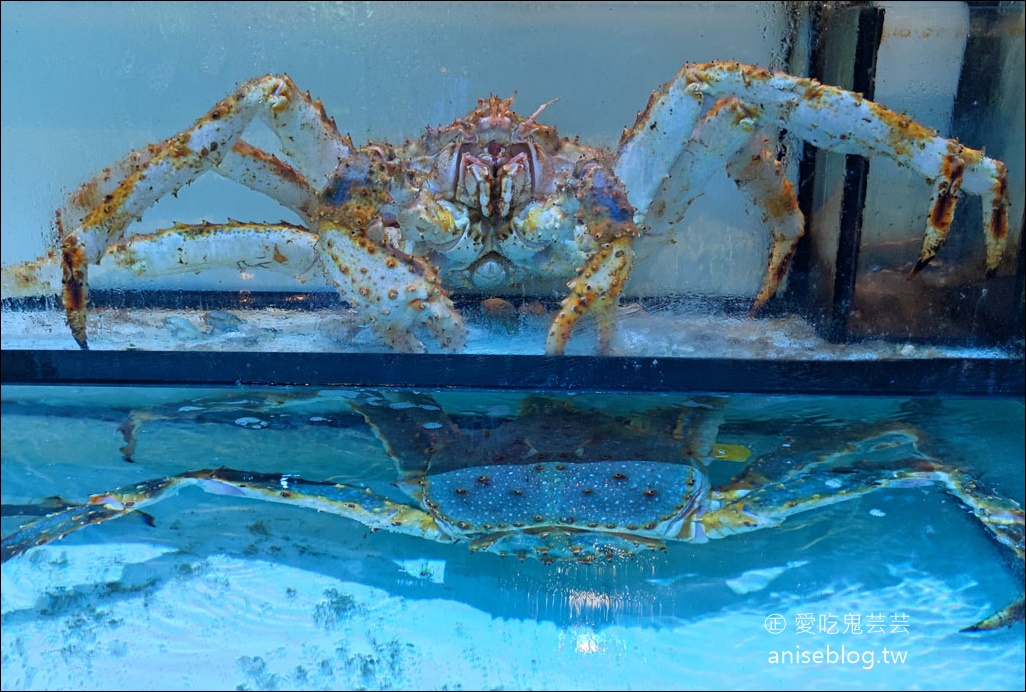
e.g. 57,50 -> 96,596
2,386 -> 1023,689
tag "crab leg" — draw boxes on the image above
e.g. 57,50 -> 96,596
2,143 -> 322,301
3,223 -> 321,300
614,74 -> 708,217
1,467 -> 453,564
545,165 -> 637,355
217,141 -> 324,218
630,97 -> 806,311
638,98 -> 757,228
727,141 -> 806,311
618,61 -> 1008,310
699,455 -> 1024,632
685,62 -> 1009,276
545,236 -> 634,355
318,222 -> 467,352
58,75 -> 350,348
108,222 -> 321,281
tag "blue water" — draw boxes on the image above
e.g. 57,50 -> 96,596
1,385 -> 1023,690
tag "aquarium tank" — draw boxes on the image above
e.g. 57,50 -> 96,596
1,2 -> 1023,690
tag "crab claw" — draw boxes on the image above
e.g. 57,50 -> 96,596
317,224 -> 467,352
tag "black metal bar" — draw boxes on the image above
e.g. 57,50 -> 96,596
828,6 -> 884,342
788,4 -> 884,338
949,3 -> 1026,349
786,2 -> 825,320
1015,207 -> 1025,356
1,350 -> 1021,397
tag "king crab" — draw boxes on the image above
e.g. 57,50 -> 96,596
2,389 -> 1022,632
0,62 -> 1009,353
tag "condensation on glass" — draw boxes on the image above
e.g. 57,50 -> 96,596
0,2 -> 1022,360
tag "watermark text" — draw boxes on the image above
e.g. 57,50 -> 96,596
767,645 -> 907,670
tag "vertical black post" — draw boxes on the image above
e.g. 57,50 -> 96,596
1015,208 -> 1025,355
948,4 -> 1025,349
789,4 -> 884,341
828,6 -> 884,342
788,4 -> 826,315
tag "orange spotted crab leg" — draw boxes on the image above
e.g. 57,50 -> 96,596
631,96 -> 806,313
698,450 -> 1024,632
58,75 -> 350,348
727,141 -> 806,312
689,62 -> 1009,275
2,223 -> 321,301
318,220 -> 467,352
1,468 -> 451,564
545,236 -> 634,356
616,62 -> 1009,312
313,149 -> 467,352
545,165 -> 637,355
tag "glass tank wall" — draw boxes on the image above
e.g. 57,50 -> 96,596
1,4 -> 1024,691
1,2 -> 1023,364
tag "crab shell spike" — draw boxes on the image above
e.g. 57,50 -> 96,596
471,94 -> 518,128
524,97 -> 561,128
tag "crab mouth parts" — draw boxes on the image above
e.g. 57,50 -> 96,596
467,251 -> 514,288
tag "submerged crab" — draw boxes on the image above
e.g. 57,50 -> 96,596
2,391 -> 1022,633
0,63 -> 1009,353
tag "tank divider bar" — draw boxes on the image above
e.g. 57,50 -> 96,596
1,349 -> 1022,397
